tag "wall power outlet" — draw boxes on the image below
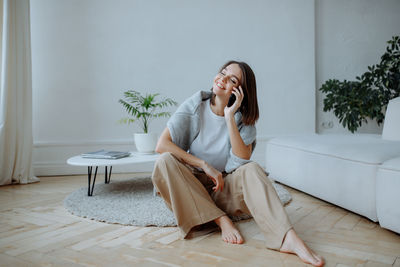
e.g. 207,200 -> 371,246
321,121 -> 334,129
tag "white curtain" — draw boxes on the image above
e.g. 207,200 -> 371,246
0,0 -> 38,185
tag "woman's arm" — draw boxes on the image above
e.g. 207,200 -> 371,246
225,117 -> 252,160
155,127 -> 224,192
156,128 -> 205,168
224,87 -> 252,160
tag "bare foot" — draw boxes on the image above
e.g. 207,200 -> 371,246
214,215 -> 244,244
280,229 -> 324,266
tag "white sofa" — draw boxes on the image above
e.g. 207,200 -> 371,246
376,157 -> 400,233
265,97 -> 400,233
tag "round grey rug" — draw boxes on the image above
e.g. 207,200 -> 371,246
64,177 -> 291,227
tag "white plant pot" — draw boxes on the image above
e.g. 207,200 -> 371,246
134,133 -> 158,153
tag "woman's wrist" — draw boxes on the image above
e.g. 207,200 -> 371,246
225,115 -> 236,131
224,112 -> 235,123
199,159 -> 208,170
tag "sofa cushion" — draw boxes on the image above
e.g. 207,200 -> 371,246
379,157 -> 400,171
267,134 -> 400,165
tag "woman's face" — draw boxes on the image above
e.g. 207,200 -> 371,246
212,63 -> 242,98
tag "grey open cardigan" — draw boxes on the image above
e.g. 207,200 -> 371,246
167,90 -> 257,173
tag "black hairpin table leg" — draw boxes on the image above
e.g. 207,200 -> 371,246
87,166 -> 98,196
105,166 -> 112,184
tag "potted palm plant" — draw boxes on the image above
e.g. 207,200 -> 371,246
119,90 -> 177,153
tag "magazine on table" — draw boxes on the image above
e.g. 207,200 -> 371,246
81,149 -> 131,159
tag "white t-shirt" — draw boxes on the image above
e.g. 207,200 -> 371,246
189,99 -> 230,172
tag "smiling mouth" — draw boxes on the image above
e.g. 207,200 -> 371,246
217,82 -> 225,89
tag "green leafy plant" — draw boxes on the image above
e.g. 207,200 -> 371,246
320,36 -> 400,133
119,90 -> 177,133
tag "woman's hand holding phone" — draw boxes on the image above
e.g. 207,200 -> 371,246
224,86 -> 244,120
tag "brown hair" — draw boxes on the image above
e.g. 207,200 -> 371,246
211,60 -> 259,125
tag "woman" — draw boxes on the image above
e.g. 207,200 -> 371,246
152,61 -> 324,266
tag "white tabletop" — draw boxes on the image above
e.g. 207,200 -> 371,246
67,152 -> 159,167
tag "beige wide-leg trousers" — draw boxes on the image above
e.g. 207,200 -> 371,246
151,152 -> 292,250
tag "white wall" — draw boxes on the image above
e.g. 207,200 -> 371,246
31,0 -> 316,175
316,0 -> 400,134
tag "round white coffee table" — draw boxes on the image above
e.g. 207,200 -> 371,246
67,152 -> 159,196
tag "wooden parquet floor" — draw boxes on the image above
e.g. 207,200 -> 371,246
0,173 -> 399,267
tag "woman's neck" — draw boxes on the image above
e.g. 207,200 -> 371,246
210,96 -> 227,116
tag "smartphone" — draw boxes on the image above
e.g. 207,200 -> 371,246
227,94 -> 236,107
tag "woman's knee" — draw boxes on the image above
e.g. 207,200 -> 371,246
156,152 -> 175,163
153,152 -> 176,170
239,162 -> 270,183
240,161 -> 265,174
